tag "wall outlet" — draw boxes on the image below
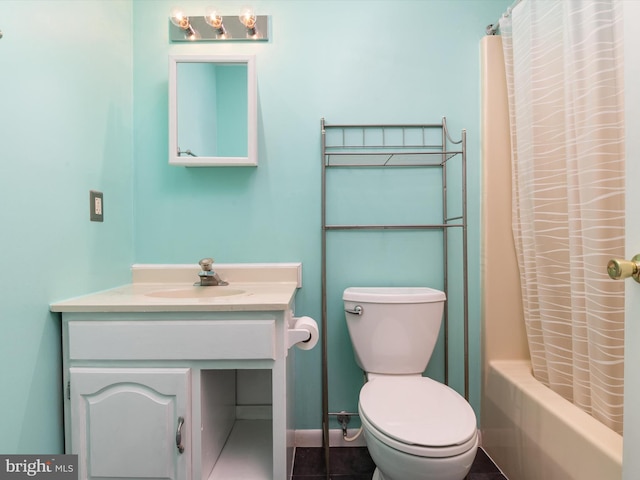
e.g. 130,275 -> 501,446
90,190 -> 103,222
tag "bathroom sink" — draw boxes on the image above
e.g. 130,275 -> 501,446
144,287 -> 246,299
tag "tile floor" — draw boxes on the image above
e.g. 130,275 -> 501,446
292,446 -> 507,480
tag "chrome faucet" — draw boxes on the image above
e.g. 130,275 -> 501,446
196,258 -> 228,286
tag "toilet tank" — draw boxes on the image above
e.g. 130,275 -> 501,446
343,287 -> 446,375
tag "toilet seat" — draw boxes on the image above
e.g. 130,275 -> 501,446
359,376 -> 477,458
360,412 -> 478,459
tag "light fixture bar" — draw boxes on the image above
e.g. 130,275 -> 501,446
169,15 -> 269,42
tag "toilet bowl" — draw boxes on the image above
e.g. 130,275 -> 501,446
343,287 -> 478,480
358,375 -> 478,480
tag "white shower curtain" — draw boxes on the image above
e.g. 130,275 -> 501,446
500,0 -> 626,433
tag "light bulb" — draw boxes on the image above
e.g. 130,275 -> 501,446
204,7 -> 230,38
204,7 -> 223,29
169,7 -> 200,40
170,7 -> 190,29
239,6 -> 257,29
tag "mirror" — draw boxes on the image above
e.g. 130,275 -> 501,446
169,54 -> 257,166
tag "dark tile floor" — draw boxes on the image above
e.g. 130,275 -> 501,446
292,446 -> 506,480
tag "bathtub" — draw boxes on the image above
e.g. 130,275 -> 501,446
482,360 -> 622,480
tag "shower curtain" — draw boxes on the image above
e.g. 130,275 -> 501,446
500,0 -> 626,433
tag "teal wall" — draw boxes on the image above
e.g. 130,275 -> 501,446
0,0 -> 510,453
132,0 -> 510,430
0,1 -> 134,453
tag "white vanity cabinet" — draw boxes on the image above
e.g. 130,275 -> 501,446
59,310 -> 296,480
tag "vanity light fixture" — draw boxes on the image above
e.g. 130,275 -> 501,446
168,7 -> 269,42
170,7 -> 199,41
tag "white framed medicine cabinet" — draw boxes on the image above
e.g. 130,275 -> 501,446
169,54 -> 258,167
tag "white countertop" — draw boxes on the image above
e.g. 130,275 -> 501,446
50,263 -> 301,313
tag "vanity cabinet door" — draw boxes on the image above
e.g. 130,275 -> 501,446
69,367 -> 191,480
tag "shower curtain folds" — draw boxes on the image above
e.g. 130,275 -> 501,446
500,0 -> 626,434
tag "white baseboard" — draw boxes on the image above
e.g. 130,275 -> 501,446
294,428 -> 367,447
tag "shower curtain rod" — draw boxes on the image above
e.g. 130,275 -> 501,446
486,0 -> 523,35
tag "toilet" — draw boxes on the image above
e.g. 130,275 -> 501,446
343,287 -> 478,480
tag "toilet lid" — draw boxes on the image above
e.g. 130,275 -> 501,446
359,376 -> 476,447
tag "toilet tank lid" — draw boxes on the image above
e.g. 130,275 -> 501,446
343,287 -> 446,304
